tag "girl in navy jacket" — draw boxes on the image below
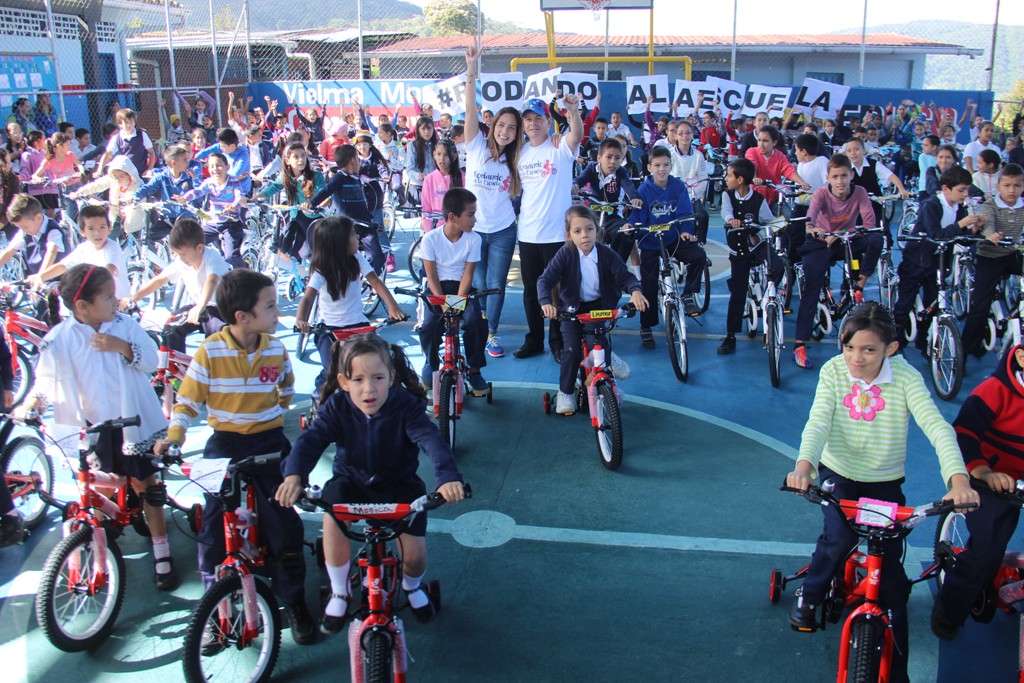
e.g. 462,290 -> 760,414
275,334 -> 465,633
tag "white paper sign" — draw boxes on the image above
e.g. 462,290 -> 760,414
479,72 -> 524,112
29,72 -> 42,88
0,75 -> 10,90
13,73 -> 27,89
792,78 -> 850,119
524,68 -> 561,102
421,74 -> 468,117
742,84 -> 793,117
706,77 -> 747,115
625,74 -> 670,115
556,72 -> 600,108
188,457 -> 230,495
673,79 -> 717,116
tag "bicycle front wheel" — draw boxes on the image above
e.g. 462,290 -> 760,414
407,234 -> 424,280
664,301 -> 688,382
697,260 -> 712,314
933,508 -> 969,590
765,304 -> 782,388
930,317 -> 964,401
849,616 -> 885,683
951,258 -> 974,321
182,574 -> 281,683
36,526 -> 126,652
2,434 -> 52,530
362,628 -> 395,683
594,382 -> 623,470
437,372 -> 457,450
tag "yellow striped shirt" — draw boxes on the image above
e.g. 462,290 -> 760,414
168,329 -> 295,443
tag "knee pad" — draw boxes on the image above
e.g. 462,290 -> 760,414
144,481 -> 168,507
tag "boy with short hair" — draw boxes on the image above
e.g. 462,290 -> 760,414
155,269 -> 315,644
71,127 -> 99,163
136,144 -> 199,241
0,193 -> 66,275
309,144 -> 384,272
573,137 -> 641,261
624,145 -> 706,347
34,204 -> 129,296
580,117 -> 610,163
97,108 -> 156,177
961,164 -> 1024,359
607,111 -> 635,147
127,216 -> 228,352
195,128 -> 252,194
917,134 -> 940,195
418,187 -> 489,396
895,166 -> 985,348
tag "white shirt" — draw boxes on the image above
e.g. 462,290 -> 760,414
517,137 -> 579,244
104,128 -> 153,154
64,317 -> 130,425
963,139 -> 1000,167
607,123 -> 633,142
246,142 -> 263,171
420,227 -> 481,281
465,132 -> 517,234
852,159 -> 895,186
578,247 -> 600,301
938,192 -> 958,228
307,253 -> 373,327
161,247 -> 230,305
58,239 -> 130,298
798,156 -> 829,192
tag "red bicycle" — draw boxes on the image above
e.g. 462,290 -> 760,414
774,481 -> 975,682
1,410 -> 55,535
0,281 -> 50,406
542,304 -> 636,470
299,483 -> 471,683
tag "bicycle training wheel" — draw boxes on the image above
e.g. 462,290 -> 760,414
2,434 -> 52,530
765,304 -> 782,388
933,507 -> 969,590
664,301 -> 688,382
930,318 -> 964,401
36,526 -> 126,652
697,260 -> 711,314
594,382 -> 623,470
10,346 -> 35,408
744,298 -> 758,339
437,373 -> 457,450
181,574 -> 281,683
896,208 -> 916,250
296,295 -> 318,360
848,615 -> 885,683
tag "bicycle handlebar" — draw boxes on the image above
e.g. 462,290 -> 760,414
292,318 -> 402,336
556,302 -> 638,322
85,415 -> 140,434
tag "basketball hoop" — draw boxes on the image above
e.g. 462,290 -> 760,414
578,0 -> 611,20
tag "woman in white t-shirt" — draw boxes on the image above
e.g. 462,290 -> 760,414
463,45 -> 524,358
295,216 -> 406,396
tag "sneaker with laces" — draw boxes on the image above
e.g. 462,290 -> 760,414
640,327 -> 655,349
717,336 -> 736,355
682,294 -> 700,317
789,595 -> 818,632
793,345 -> 813,369
485,335 -> 505,358
467,372 -> 489,397
385,253 -> 396,273
610,352 -> 630,379
555,391 -> 575,415
284,601 -> 317,645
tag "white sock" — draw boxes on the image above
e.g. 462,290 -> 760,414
402,572 -> 428,608
325,561 -> 351,617
152,535 -> 171,574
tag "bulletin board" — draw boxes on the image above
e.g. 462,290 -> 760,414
0,54 -> 59,110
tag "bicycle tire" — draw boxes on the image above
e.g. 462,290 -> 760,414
36,526 -> 126,652
930,317 -> 964,401
296,295 -> 318,360
406,234 -> 424,280
896,208 -> 916,250
951,258 -> 974,321
933,508 -> 968,591
744,297 -> 758,339
438,373 -> 457,450
983,314 -> 998,352
241,246 -> 260,272
698,261 -> 711,314
2,434 -> 52,530
182,574 -> 281,683
811,303 -> 830,342
664,302 -> 688,382
363,628 -> 394,683
849,616 -> 885,683
10,346 -> 34,408
127,263 -> 153,309
765,304 -> 782,388
362,271 -> 383,317
778,256 -> 795,312
594,381 -> 623,470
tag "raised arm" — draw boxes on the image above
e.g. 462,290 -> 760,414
563,93 -> 584,152
463,45 -> 481,143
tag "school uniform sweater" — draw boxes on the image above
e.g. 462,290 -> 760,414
168,329 -> 295,443
797,354 -> 966,486
536,242 -> 640,310
954,345 -> 1024,480
977,196 -> 1024,259
901,195 -> 968,269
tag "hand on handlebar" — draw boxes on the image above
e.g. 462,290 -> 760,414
542,303 -> 558,320
630,198 -> 643,209
943,474 -> 981,509
988,230 -> 1004,244
274,474 -> 305,508
386,305 -> 409,322
785,462 -> 814,492
152,438 -> 181,456
979,470 -> 1017,494
629,290 -> 649,312
186,304 -> 205,325
436,481 -> 466,504
294,320 -> 311,334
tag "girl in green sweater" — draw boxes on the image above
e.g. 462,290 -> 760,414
784,302 -> 978,683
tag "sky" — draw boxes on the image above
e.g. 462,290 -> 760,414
406,0 -> 1022,36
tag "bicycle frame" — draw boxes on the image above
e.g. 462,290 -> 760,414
573,310 -> 625,429
428,294 -> 467,420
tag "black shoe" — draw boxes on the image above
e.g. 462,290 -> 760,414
512,343 -> 543,359
717,336 -> 736,355
640,328 -> 655,349
154,557 -> 180,591
683,295 -> 700,317
284,601 -> 317,645
551,347 -> 563,364
407,586 -> 435,624
789,595 -> 818,632
0,513 -> 25,548
931,600 -> 959,641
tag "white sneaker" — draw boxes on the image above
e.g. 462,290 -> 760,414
610,352 -> 630,380
556,391 -> 575,415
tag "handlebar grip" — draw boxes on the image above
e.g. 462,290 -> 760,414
85,415 -> 141,433
463,482 -> 473,499
394,287 -> 420,298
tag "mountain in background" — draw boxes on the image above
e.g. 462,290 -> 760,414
839,20 -> 1022,95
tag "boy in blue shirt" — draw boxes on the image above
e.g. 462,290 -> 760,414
573,136 -> 641,262
136,144 -> 198,241
195,128 -> 251,194
623,146 -> 704,347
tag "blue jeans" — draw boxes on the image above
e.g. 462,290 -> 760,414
472,222 -> 517,335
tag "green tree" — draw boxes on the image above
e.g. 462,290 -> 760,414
995,79 -> 1024,134
424,0 -> 479,36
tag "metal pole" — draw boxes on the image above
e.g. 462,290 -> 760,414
208,0 -> 222,124
43,0 -> 67,120
987,0 -> 1001,92
357,0 -> 364,80
476,0 -> 483,73
164,0 -> 179,115
244,0 -> 253,84
858,0 -> 868,86
604,10 -> 609,81
730,0 -> 737,80
647,5 -> 654,76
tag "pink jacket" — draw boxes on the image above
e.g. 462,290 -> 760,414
420,170 -> 451,232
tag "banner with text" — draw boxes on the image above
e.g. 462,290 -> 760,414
480,72 -> 524,112
556,72 -> 601,108
625,74 -> 670,115
791,78 -> 850,119
524,68 -> 561,102
672,79 -> 717,116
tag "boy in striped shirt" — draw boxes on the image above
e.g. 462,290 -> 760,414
155,269 -> 316,645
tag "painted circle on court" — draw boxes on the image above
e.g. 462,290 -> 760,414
449,509 -> 517,548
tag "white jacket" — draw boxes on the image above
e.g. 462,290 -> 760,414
670,144 -> 709,201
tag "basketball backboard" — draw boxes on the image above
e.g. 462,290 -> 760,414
538,0 -> 653,9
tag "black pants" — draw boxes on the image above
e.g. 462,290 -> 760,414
281,212 -> 315,261
639,240 -> 706,329
558,299 -> 606,394
961,253 -> 1021,358
162,304 -> 225,354
936,481 -> 1021,629
893,260 -> 937,348
795,234 -> 883,342
520,241 -> 565,351
801,467 -> 910,683
419,280 -> 487,374
726,243 -> 782,337
197,429 -> 306,606
204,219 -> 246,268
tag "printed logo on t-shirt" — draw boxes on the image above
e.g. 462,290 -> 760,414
521,158 -> 559,182
542,160 -> 557,178
471,169 -> 509,191
648,199 -> 675,220
259,365 -> 281,383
